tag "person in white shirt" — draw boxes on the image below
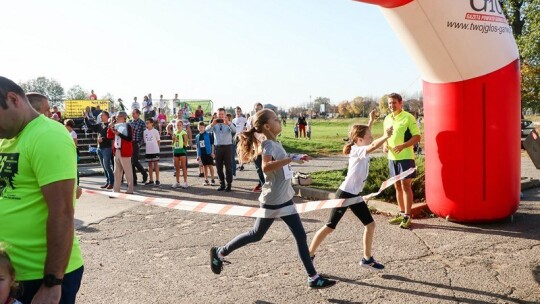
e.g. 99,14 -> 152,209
131,97 -> 140,111
232,106 -> 247,171
308,110 -> 393,271
158,94 -> 165,113
143,118 -> 161,185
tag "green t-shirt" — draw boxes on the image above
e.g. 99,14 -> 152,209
0,115 -> 83,280
173,130 -> 187,153
383,110 -> 420,161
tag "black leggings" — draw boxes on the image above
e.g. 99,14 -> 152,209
220,200 -> 317,276
326,189 -> 374,229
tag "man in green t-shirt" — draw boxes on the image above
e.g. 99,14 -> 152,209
383,93 -> 421,229
0,76 -> 84,303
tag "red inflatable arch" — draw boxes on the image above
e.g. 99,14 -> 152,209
354,0 -> 521,222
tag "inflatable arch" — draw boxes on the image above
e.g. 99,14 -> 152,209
354,0 -> 521,222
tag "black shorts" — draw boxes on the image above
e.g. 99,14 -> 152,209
145,153 -> 160,162
174,152 -> 187,157
200,154 -> 214,166
388,159 -> 417,179
326,189 -> 373,229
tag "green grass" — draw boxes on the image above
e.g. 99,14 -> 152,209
279,118 -> 385,156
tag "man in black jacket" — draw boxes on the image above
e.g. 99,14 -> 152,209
85,111 -> 115,188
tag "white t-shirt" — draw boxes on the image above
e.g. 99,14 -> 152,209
339,145 -> 370,195
142,100 -> 149,113
232,116 -> 247,134
70,130 -> 78,139
159,99 -> 165,109
144,128 -> 161,154
131,101 -> 140,110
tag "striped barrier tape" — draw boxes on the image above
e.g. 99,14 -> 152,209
83,167 -> 416,218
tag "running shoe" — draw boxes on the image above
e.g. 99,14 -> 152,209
182,182 -> 189,189
308,275 -> 336,289
388,214 -> 404,225
400,217 -> 412,229
204,180 -> 210,186
172,183 -> 181,188
360,256 -> 385,271
155,180 -> 161,186
210,247 -> 230,275
199,173 -> 204,177
211,179 -> 216,186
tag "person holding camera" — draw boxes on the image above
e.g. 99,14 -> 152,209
108,111 -> 135,194
205,108 -> 235,192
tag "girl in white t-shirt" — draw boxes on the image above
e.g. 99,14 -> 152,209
143,118 -> 161,185
309,111 -> 393,270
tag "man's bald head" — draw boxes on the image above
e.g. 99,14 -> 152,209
27,92 -> 51,116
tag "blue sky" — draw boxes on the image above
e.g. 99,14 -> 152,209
1,0 -> 422,111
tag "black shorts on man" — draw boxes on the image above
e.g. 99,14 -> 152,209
388,159 -> 416,179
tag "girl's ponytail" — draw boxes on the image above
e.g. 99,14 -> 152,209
238,127 -> 258,163
343,142 -> 354,155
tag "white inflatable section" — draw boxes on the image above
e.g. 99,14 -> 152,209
381,0 -> 519,83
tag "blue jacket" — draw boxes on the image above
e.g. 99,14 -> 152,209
196,131 -> 213,156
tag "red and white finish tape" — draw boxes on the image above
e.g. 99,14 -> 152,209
83,167 -> 416,218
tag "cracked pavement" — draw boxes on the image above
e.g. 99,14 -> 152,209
74,159 -> 540,303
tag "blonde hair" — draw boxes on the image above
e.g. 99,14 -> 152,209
0,245 -> 19,297
343,124 -> 370,155
238,109 -> 274,163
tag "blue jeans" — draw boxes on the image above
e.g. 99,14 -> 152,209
19,266 -> 84,304
231,141 -> 237,176
220,200 -> 316,276
97,147 -> 114,185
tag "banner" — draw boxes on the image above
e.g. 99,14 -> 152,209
65,100 -> 110,118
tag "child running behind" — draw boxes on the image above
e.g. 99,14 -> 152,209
0,247 -> 22,304
196,122 -> 216,186
172,120 -> 188,189
210,109 -> 336,289
309,110 -> 393,270
144,118 -> 161,185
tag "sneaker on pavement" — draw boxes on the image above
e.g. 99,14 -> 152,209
217,184 -> 226,191
100,184 -> 109,189
210,247 -> 230,274
106,184 -> 114,189
172,183 -> 181,188
308,275 -> 336,289
388,214 -> 404,225
155,180 -> 161,186
360,256 -> 385,271
211,179 -> 216,186
400,217 -> 412,229
199,173 -> 204,177
182,182 -> 189,189
204,180 -> 210,186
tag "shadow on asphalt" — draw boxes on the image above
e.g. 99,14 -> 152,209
327,299 -> 362,304
533,266 -> 540,284
410,212 -> 540,241
325,274 -> 534,304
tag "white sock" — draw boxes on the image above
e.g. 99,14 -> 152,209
309,274 -> 320,281
217,250 -> 225,261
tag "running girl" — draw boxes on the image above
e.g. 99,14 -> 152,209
210,109 -> 336,289
309,111 -> 393,270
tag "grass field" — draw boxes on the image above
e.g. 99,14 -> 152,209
279,118 -> 386,155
